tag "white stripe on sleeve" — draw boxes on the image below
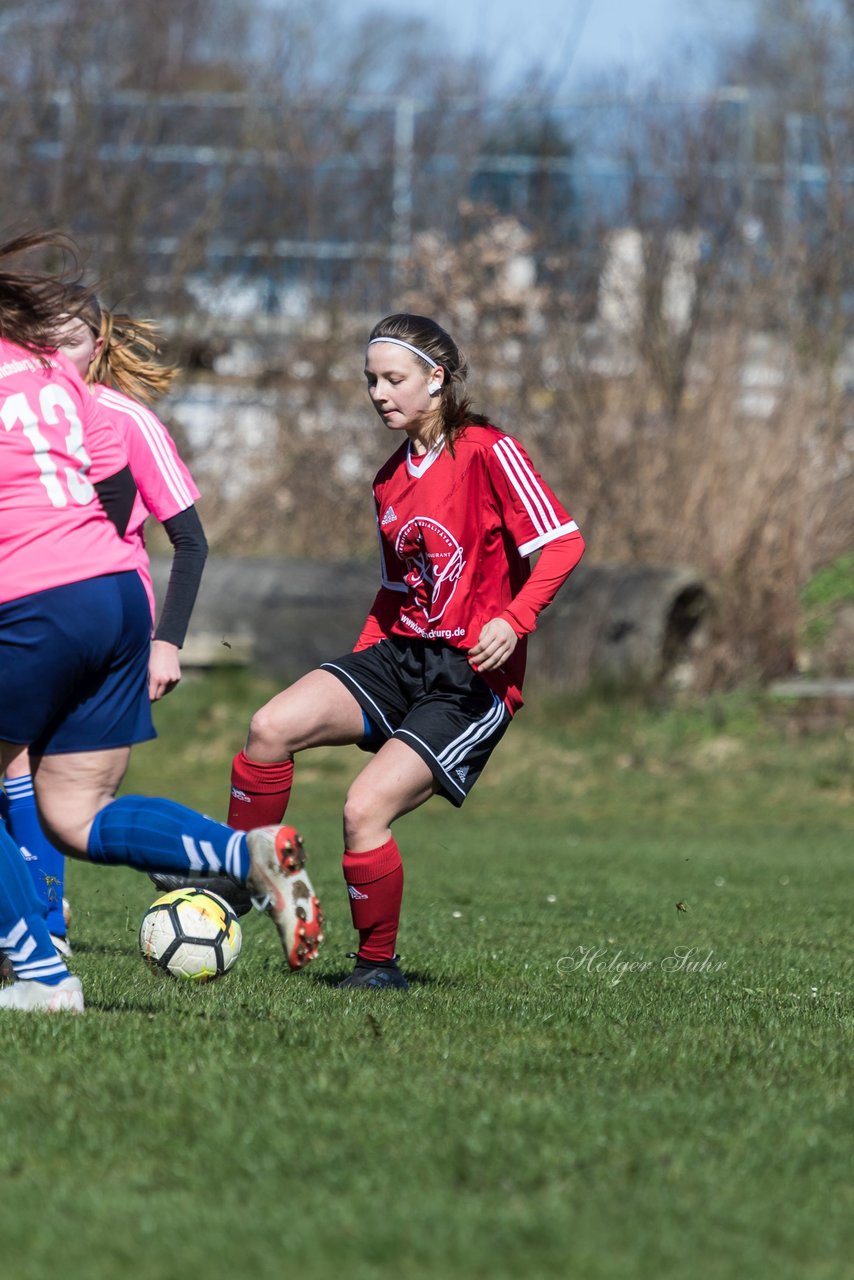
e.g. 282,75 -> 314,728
99,388 -> 195,512
493,437 -> 561,538
518,519 -> 579,559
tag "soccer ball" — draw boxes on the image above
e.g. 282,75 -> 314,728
139,887 -> 242,982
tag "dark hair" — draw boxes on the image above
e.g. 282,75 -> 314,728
58,283 -> 176,401
368,313 -> 490,452
0,232 -> 98,357
62,284 -> 102,334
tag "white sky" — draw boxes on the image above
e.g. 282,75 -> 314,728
347,0 -> 756,91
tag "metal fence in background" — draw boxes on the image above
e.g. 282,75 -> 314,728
3,88 -> 851,310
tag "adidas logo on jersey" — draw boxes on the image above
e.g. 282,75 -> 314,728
455,765 -> 469,784
381,506 -> 397,526
347,885 -> 369,900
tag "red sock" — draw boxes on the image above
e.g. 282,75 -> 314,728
342,837 -> 403,964
227,752 -> 294,830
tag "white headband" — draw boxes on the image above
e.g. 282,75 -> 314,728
367,336 -> 439,369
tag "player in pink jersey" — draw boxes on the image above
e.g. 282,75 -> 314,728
0,233 -> 323,1012
4,293 -> 211,950
55,294 -> 208,702
222,312 -> 585,989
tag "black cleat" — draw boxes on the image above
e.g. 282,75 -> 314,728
148,872 -> 254,918
338,955 -> 409,990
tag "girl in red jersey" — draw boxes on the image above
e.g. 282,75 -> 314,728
225,313 -> 585,989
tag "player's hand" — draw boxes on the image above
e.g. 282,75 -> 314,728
468,617 -> 518,672
148,639 -> 182,701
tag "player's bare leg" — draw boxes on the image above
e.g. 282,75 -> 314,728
29,746 -> 131,857
0,741 -> 28,774
343,738 -> 437,852
4,746 -> 30,778
337,739 -> 436,991
246,668 -> 367,760
226,668 -> 365,829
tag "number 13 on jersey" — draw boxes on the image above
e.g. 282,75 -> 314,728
1,385 -> 95,507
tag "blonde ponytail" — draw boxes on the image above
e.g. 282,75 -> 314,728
88,310 -> 177,402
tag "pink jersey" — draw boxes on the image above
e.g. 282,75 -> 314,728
0,339 -> 136,606
360,423 -> 579,713
92,385 -> 200,621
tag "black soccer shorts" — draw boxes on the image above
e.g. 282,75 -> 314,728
321,636 -> 511,806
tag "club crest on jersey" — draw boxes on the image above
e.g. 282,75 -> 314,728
381,505 -> 397,526
395,517 -> 466,625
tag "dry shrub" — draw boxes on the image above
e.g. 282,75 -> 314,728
563,330 -> 847,687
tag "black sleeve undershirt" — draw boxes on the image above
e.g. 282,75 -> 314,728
94,466 -> 137,538
153,506 -> 209,648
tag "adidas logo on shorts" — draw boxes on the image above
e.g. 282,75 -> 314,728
455,765 -> 469,784
381,505 -> 397,526
348,885 -> 369,900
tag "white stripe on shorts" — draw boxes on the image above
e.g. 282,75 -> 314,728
437,692 -> 506,772
397,690 -> 506,798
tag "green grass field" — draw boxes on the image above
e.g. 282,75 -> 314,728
2,673 -> 852,1280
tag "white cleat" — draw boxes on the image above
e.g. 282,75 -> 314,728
245,825 -> 324,971
51,933 -> 73,958
0,974 -> 84,1013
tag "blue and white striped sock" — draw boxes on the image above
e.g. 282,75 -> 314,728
87,795 -> 250,882
0,821 -> 69,986
4,771 -> 67,937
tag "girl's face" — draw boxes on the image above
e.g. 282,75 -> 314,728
54,316 -> 102,379
364,342 -> 441,447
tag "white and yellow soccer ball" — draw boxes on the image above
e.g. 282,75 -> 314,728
139,887 -> 242,982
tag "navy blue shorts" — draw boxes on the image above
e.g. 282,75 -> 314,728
0,572 -> 156,756
322,637 -> 511,806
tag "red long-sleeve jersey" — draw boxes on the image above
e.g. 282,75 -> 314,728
355,423 -> 584,713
